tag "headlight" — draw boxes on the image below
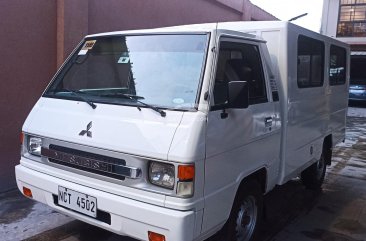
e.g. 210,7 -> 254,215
149,162 -> 175,189
28,137 -> 42,156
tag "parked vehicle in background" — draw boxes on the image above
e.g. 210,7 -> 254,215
15,21 -> 349,241
349,53 -> 366,103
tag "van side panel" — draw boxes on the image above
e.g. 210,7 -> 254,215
284,28 -> 327,180
327,44 -> 349,146
218,22 -> 349,184
283,26 -> 349,182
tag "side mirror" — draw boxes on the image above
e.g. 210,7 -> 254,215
228,81 -> 249,109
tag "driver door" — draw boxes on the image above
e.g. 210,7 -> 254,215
202,36 -> 280,233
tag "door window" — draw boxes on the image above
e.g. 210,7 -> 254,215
213,41 -> 268,107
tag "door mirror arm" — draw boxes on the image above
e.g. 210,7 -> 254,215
213,81 -> 248,119
221,108 -> 229,119
213,102 -> 229,119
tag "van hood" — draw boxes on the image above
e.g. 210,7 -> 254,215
23,98 -> 184,160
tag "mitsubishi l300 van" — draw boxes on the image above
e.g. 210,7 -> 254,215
16,21 -> 349,241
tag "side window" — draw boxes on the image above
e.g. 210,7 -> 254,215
329,45 -> 347,85
213,41 -> 267,106
297,35 -> 325,88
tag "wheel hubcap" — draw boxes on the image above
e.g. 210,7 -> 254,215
235,196 -> 257,241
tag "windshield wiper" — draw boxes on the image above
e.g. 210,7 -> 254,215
58,88 -> 97,109
100,93 -> 166,117
100,93 -> 145,99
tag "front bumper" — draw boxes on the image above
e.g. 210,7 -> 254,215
15,164 -> 197,241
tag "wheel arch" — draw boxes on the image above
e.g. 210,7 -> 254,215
227,167 -> 268,220
220,168 -> 267,240
234,167 -> 267,202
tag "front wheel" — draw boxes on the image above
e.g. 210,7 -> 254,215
301,154 -> 326,190
222,181 -> 263,241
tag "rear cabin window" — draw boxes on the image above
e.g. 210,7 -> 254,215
213,41 -> 267,106
297,35 -> 325,88
329,45 -> 347,86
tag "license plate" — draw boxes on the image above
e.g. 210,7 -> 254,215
58,186 -> 97,218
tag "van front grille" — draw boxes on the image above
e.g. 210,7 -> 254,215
41,145 -> 127,180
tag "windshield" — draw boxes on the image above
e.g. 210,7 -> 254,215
44,34 -> 209,109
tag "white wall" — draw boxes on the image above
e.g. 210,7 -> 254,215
321,0 -> 340,37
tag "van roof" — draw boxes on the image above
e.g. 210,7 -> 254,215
86,21 -> 278,41
87,22 -> 219,37
86,20 -> 348,50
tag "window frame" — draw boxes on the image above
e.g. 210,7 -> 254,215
210,38 -> 269,110
329,45 -> 347,86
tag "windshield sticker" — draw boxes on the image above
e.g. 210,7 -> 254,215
173,98 -> 185,104
78,49 -> 88,55
118,57 -> 130,64
78,40 -> 96,55
83,40 -> 96,50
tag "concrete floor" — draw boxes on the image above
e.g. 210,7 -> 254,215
1,107 -> 366,241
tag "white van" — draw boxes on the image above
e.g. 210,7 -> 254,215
16,21 -> 349,241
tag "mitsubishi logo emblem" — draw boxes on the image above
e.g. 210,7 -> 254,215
79,121 -> 92,137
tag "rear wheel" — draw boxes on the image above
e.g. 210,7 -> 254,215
222,181 -> 263,241
301,154 -> 326,190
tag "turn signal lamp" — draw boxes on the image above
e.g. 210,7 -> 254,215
148,231 -> 166,241
177,164 -> 195,197
23,187 -> 33,198
178,165 -> 195,181
20,132 -> 24,145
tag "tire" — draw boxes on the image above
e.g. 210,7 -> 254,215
301,154 -> 326,190
221,180 -> 263,241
